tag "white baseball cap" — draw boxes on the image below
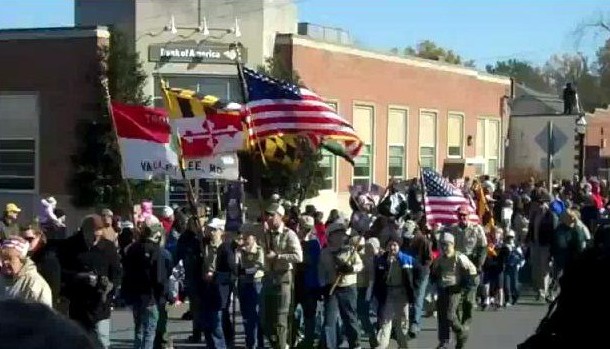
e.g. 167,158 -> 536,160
207,217 -> 226,230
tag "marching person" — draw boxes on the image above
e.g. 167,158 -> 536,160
59,214 -> 122,348
373,235 -> 415,349
200,218 -> 231,349
292,215 -> 323,348
431,234 -> 478,349
450,205 -> 487,328
121,221 -> 172,349
318,219 -> 362,349
262,203 -> 303,349
236,224 -> 265,349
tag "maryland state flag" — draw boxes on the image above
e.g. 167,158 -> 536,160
161,83 -> 249,158
257,135 -> 302,170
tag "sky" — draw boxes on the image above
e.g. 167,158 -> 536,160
1,0 -> 609,68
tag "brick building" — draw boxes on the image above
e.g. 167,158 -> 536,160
585,107 -> 610,179
0,27 -> 108,228
275,31 -> 511,212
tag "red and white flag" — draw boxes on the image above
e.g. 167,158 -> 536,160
172,108 -> 245,159
111,102 -> 239,180
421,168 -> 479,226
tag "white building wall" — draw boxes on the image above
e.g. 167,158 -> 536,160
507,115 -> 577,181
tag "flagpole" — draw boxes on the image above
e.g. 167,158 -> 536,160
100,77 -> 135,220
418,162 -> 429,228
231,42 -> 266,217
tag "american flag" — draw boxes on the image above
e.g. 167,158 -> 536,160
243,68 -> 363,161
421,168 -> 479,226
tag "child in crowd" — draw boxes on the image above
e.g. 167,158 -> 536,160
502,230 -> 525,306
481,227 -> 507,310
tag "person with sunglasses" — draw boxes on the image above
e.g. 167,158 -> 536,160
21,226 -> 61,309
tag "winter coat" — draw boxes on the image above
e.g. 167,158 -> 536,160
29,245 -> 61,308
122,239 -> 172,306
0,258 -> 53,307
59,233 -> 122,327
373,251 -> 415,304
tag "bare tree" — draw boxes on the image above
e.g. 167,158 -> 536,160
572,12 -> 610,48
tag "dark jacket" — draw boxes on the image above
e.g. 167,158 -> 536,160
373,251 -> 415,305
121,239 -> 172,305
59,233 -> 122,327
176,229 -> 204,291
29,245 -> 61,308
527,209 -> 559,246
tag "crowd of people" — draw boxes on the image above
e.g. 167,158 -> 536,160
0,173 -> 606,349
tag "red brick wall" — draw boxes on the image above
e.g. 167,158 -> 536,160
0,35 -> 104,195
276,36 -> 509,192
585,113 -> 610,158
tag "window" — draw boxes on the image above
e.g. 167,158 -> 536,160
0,139 -> 35,190
153,75 -> 241,107
317,101 -> 339,191
319,149 -> 336,190
447,113 -> 464,157
0,94 -> 38,191
353,105 -> 374,186
388,108 -> 407,179
476,118 -> 501,176
419,111 -> 437,170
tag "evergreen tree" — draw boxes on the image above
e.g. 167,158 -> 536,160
70,29 -> 162,212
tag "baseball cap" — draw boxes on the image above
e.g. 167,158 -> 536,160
326,220 -> 350,236
5,203 -> 21,213
299,215 -> 315,230
162,206 -> 174,218
265,203 -> 285,217
207,217 -> 226,230
100,208 -> 113,217
441,233 -> 455,245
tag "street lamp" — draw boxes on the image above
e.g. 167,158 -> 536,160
575,114 -> 587,180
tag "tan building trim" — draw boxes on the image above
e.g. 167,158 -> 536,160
277,34 -> 511,85
0,26 -> 110,41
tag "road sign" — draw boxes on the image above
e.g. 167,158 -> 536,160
534,122 -> 568,154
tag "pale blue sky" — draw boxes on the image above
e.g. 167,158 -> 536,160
1,0 -> 608,68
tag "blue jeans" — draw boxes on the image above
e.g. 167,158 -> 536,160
410,267 -> 430,330
199,281 -> 226,349
323,286 -> 360,349
132,301 -> 159,349
356,287 -> 377,345
504,266 -> 520,303
238,280 -> 264,349
95,319 -> 111,349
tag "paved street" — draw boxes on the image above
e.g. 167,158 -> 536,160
109,296 -> 547,349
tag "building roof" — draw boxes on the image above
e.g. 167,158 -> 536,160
512,83 -> 564,116
0,26 -> 110,41
275,33 -> 511,85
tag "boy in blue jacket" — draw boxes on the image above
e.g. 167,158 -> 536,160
373,235 -> 415,349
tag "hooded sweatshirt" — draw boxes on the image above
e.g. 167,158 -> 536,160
0,258 -> 53,307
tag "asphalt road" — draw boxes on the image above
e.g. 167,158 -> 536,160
109,296 -> 547,349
